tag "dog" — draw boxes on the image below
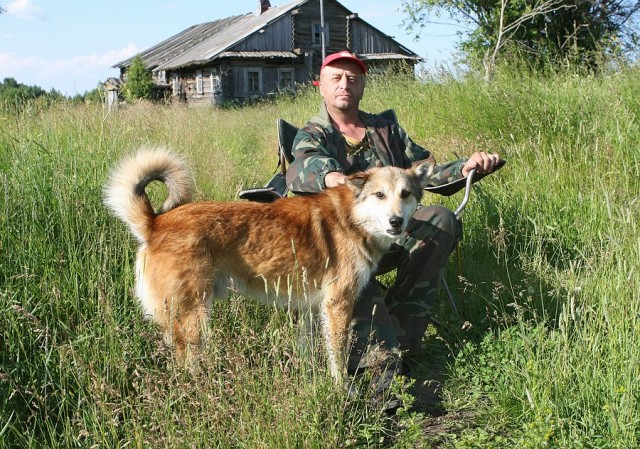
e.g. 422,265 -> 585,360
104,146 -> 433,383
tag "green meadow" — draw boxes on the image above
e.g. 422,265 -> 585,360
1,67 -> 639,448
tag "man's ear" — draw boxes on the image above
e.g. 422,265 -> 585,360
410,160 -> 435,189
345,172 -> 369,197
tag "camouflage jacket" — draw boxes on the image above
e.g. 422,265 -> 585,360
286,102 -> 467,194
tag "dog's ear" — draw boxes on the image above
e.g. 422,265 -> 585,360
345,172 -> 370,197
410,159 -> 435,189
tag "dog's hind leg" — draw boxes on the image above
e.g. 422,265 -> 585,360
171,300 -> 210,365
162,271 -> 214,366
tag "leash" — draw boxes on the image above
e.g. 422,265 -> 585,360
453,168 -> 476,317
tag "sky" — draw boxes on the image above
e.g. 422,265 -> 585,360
0,0 -> 461,96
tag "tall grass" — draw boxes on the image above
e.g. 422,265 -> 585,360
0,98 -> 412,448
1,67 -> 639,447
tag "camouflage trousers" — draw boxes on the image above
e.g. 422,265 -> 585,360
348,205 -> 462,372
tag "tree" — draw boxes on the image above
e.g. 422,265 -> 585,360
402,0 -> 640,78
483,0 -> 575,80
121,56 -> 154,101
0,77 -> 62,102
0,78 -> 65,112
525,0 -> 640,68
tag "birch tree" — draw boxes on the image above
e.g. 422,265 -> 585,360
483,0 -> 574,80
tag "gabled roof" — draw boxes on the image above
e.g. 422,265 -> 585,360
113,0 -> 305,71
113,0 -> 420,72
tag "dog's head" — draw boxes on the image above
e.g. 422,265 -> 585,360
347,160 -> 434,241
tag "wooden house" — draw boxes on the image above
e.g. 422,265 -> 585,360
112,0 -> 421,106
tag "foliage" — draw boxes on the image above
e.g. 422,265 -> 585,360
510,0 -> 640,68
69,84 -> 107,104
121,55 -> 154,101
402,0 -> 640,74
0,78 -> 107,112
0,77 -> 64,109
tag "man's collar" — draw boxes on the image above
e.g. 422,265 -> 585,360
316,101 -> 332,125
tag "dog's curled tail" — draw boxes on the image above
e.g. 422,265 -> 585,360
103,146 -> 195,243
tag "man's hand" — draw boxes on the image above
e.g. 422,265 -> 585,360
462,151 -> 502,177
325,171 -> 348,188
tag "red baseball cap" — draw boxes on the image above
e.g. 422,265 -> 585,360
320,51 -> 367,75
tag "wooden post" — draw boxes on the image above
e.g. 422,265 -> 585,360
319,0 -> 326,60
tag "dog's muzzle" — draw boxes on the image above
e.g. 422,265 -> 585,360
387,216 -> 404,236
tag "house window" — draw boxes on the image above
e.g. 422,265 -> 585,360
157,70 -> 166,83
196,71 -> 204,94
312,22 -> 329,46
244,68 -> 262,94
277,68 -> 295,91
172,74 -> 181,96
210,73 -> 221,93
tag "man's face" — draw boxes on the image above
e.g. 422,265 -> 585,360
319,61 -> 365,111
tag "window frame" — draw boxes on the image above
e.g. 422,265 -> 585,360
312,22 -> 329,46
196,70 -> 204,94
210,73 -> 221,93
172,74 -> 180,96
277,68 -> 295,91
244,67 -> 263,95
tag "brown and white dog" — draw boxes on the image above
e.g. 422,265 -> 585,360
104,147 -> 433,382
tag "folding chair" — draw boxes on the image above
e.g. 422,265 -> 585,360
237,118 -> 296,202
238,111 -> 505,315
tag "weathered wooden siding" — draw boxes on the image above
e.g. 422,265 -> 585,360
167,66 -> 225,107
350,20 -> 402,54
227,60 -> 305,99
292,1 -> 351,73
231,15 -> 292,51
169,58 -> 307,105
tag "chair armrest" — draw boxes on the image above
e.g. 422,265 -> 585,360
238,173 -> 288,203
424,159 -> 506,197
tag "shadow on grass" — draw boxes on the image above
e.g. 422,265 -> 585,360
398,181 -> 570,437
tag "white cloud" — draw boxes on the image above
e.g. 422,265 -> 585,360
0,44 -> 141,94
47,44 -> 141,77
0,52 -> 40,71
5,0 -> 46,20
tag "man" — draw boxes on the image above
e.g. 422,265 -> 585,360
286,51 -> 502,404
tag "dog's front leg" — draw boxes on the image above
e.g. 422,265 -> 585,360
321,286 -> 357,385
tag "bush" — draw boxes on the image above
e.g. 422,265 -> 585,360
121,55 -> 154,101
